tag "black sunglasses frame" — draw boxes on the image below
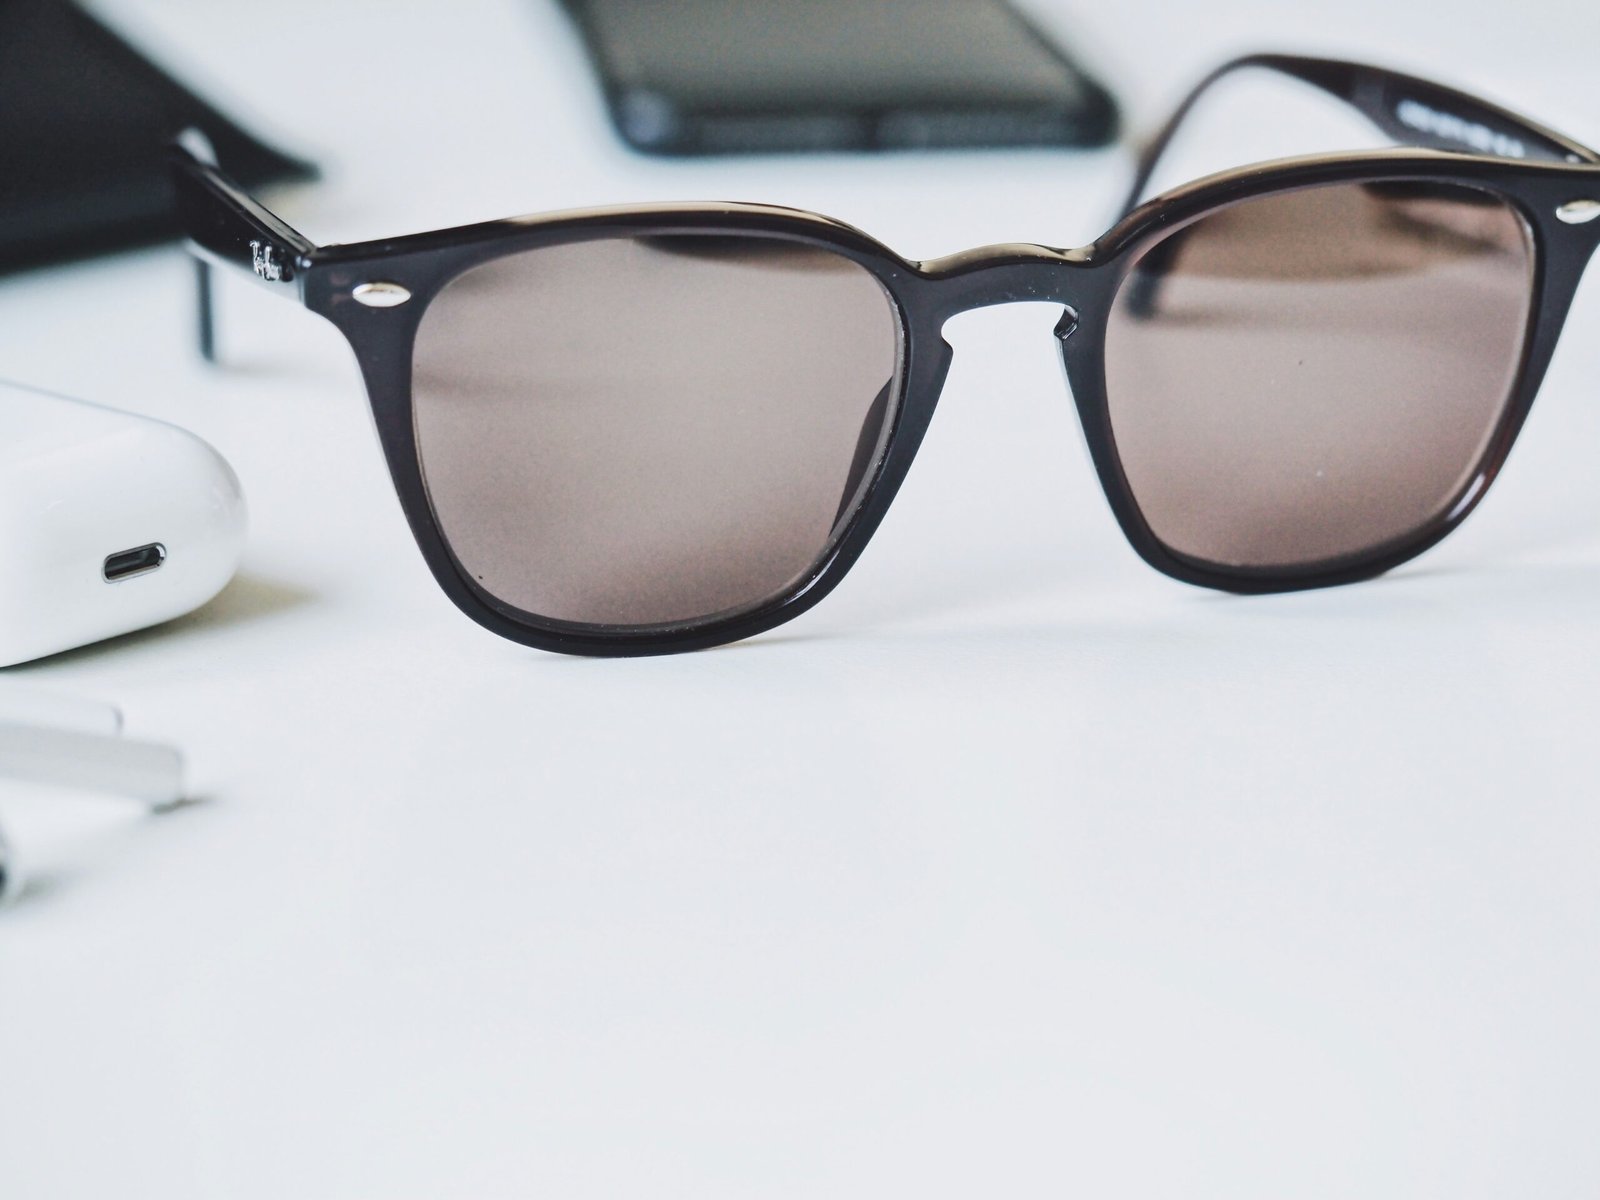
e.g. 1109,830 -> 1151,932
172,53 -> 1600,657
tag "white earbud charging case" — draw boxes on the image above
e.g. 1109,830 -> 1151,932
0,380 -> 247,667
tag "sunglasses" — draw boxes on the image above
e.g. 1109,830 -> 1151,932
172,52 -> 1600,657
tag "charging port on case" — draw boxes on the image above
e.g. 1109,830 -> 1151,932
103,543 -> 167,582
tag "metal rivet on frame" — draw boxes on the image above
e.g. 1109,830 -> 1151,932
352,281 -> 413,307
1555,198 -> 1600,225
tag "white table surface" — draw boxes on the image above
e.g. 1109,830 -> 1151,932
4,1 -> 1599,1196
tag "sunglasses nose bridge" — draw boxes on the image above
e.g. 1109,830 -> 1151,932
920,245 -> 1085,327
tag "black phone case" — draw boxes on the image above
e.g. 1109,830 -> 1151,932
0,0 -> 315,274
558,0 -> 1119,155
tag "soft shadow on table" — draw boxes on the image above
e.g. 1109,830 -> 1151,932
513,528 -> 1600,665
3,572 -> 315,674
168,572 -> 315,634
1197,553 -> 1600,624
720,554 -> 1600,659
531,554 -> 1090,665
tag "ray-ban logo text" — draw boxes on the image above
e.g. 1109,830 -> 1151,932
250,239 -> 287,282
1396,99 -> 1526,159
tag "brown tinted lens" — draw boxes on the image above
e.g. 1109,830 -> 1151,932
411,234 -> 901,629
1104,181 -> 1534,571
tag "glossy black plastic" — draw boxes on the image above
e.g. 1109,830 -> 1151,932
171,53 -> 1600,656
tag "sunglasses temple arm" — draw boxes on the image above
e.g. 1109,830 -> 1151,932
1120,52 -> 1600,217
169,130 -> 318,364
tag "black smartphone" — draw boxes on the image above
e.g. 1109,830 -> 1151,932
557,0 -> 1118,155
